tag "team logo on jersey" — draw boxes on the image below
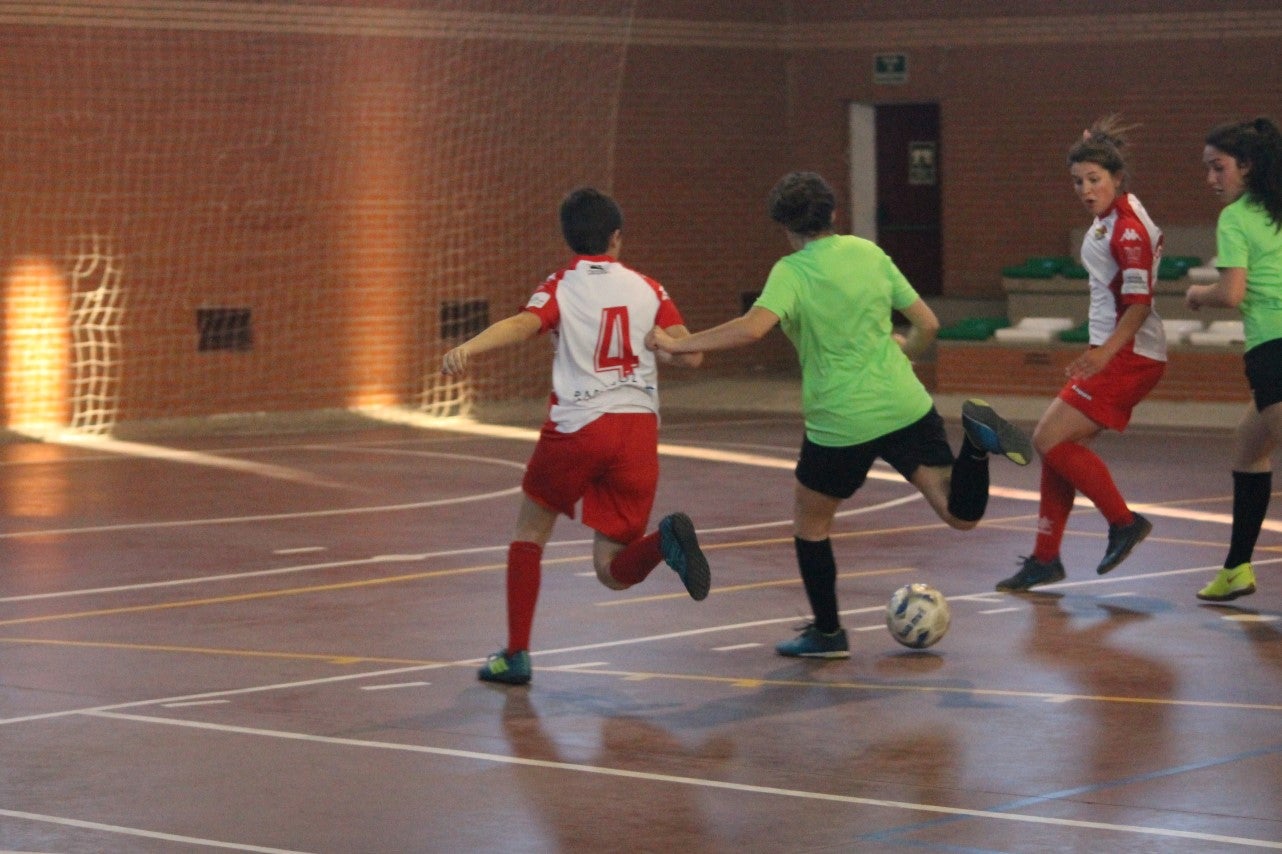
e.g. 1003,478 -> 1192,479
1120,227 -> 1141,242
1093,223 -> 1107,238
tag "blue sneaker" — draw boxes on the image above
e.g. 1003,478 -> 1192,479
775,624 -> 850,659
477,649 -> 531,685
659,512 -> 710,601
962,399 -> 1033,466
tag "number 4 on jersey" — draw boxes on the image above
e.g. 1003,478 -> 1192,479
595,306 -> 640,379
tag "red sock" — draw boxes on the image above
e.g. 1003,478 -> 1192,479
1034,462 -> 1075,562
1043,442 -> 1132,527
608,531 -> 663,587
506,541 -> 542,653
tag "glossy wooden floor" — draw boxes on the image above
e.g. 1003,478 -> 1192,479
2,403 -> 1280,852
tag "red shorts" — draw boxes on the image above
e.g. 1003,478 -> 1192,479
1058,348 -> 1165,431
522,412 -> 659,544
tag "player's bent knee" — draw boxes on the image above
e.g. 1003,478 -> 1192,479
595,565 -> 630,590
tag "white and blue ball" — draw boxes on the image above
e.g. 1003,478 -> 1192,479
886,583 -> 951,649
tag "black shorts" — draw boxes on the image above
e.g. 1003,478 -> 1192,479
1244,337 -> 1282,411
795,407 -> 956,500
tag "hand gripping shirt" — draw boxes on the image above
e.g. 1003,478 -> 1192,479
1079,192 -> 1167,362
522,255 -> 684,433
753,234 -> 933,446
1216,194 -> 1282,352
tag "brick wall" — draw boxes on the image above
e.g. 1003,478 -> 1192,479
0,1 -> 1273,427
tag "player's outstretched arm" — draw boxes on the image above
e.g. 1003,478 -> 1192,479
441,311 -> 542,375
647,307 -> 779,356
654,324 -> 704,368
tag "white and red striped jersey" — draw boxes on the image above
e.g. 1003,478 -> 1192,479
1079,192 -> 1167,362
523,254 -> 684,433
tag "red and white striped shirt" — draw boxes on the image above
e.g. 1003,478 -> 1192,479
1080,193 -> 1167,362
523,255 -> 684,433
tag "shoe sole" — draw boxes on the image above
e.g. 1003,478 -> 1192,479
1097,515 -> 1153,575
962,400 -> 1033,466
664,512 -> 710,601
477,666 -> 531,685
1196,584 -> 1256,602
776,649 -> 850,659
995,570 -> 1066,592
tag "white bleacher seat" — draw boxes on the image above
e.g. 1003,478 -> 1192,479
1188,319 -> 1244,346
1187,256 -> 1219,283
993,316 -> 1073,344
1162,318 -> 1204,344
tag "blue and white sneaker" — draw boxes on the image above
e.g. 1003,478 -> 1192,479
961,399 -> 1033,466
658,512 -> 710,601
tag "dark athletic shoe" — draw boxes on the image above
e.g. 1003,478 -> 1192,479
961,399 -> 1033,466
477,649 -> 531,685
996,555 -> 1067,592
1096,512 -> 1152,575
659,512 -> 710,601
775,624 -> 850,659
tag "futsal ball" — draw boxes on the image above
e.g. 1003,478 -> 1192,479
886,583 -> 951,649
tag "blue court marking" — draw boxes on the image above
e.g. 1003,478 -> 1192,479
858,741 -> 1282,844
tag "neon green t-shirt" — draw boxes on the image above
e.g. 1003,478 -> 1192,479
753,234 -> 932,446
1217,195 -> 1282,351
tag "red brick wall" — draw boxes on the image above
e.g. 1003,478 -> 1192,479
0,1 -> 1274,426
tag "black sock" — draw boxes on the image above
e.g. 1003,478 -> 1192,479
1226,470 -> 1272,567
794,536 -> 840,633
947,437 -> 990,522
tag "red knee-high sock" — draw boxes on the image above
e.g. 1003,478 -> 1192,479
1034,462 -> 1076,562
1043,442 -> 1132,527
506,541 -> 542,653
608,531 -> 663,587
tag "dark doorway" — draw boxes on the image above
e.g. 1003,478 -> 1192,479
875,103 -> 942,295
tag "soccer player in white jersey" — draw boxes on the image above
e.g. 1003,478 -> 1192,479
441,187 -> 708,685
997,118 -> 1167,591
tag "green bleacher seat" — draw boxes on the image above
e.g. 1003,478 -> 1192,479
1058,321 -> 1090,343
1001,256 -> 1074,279
937,316 -> 1011,341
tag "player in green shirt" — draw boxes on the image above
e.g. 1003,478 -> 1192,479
647,171 -> 1032,657
1186,117 -> 1282,602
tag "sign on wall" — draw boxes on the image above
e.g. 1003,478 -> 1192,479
908,141 -> 937,186
873,53 -> 908,84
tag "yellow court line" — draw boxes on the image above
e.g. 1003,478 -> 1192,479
0,636 -> 435,667
0,557 -> 557,628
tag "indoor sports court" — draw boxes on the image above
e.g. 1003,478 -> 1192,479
2,0 -> 1282,851
1,386 -> 1280,852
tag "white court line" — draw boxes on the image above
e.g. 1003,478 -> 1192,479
273,547 -> 326,555
360,682 -> 431,691
5,558 -> 1282,728
76,710 -> 1282,850
0,806 -> 308,853
713,643 -> 762,651
162,699 -> 229,708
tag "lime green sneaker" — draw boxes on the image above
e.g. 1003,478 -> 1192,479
1196,563 -> 1257,602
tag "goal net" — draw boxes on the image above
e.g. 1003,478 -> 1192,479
0,0 -> 636,434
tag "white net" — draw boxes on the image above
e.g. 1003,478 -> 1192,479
0,1 -> 636,434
